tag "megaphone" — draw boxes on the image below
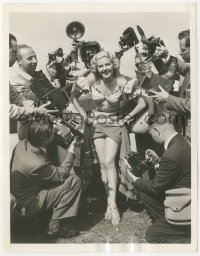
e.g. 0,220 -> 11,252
66,21 -> 85,40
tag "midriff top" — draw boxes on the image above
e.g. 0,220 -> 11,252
76,76 -> 128,113
75,75 -> 139,125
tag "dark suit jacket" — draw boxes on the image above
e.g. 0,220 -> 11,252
10,139 -> 75,208
135,134 -> 191,197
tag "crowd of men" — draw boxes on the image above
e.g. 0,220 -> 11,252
9,28 -> 191,243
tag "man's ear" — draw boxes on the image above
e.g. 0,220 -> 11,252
17,58 -> 21,65
154,127 -> 160,136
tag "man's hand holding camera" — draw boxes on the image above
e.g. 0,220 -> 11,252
153,45 -> 169,60
145,149 -> 160,165
127,149 -> 160,182
127,167 -> 139,182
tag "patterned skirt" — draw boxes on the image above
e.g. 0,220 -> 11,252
118,126 -> 137,200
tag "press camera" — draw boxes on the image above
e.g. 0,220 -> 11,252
122,151 -> 156,178
79,41 -> 101,68
66,21 -> 101,68
31,70 -> 85,149
137,25 -> 165,63
115,27 -> 139,59
48,48 -> 64,64
53,119 -> 84,149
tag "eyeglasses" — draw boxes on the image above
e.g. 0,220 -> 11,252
135,62 -> 144,68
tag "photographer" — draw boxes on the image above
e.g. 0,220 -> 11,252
9,34 -> 58,153
46,44 -> 91,88
149,30 -> 191,142
127,112 -> 191,243
130,54 -> 164,155
10,44 -> 39,101
10,118 -> 82,238
46,47 -> 72,88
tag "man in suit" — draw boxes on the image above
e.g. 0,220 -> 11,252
10,118 -> 82,237
150,30 -> 191,142
128,111 -> 191,243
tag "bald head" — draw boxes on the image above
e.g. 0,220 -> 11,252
17,44 -> 37,75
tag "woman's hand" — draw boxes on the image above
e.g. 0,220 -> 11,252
118,119 -> 125,127
76,77 -> 90,92
124,78 -> 137,94
118,116 -> 134,127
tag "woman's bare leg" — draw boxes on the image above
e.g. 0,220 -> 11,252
94,138 -> 109,201
104,137 -> 120,225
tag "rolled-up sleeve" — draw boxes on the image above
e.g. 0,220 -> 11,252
166,95 -> 190,115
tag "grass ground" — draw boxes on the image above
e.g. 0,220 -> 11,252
11,162 -> 151,244
11,193 -> 151,244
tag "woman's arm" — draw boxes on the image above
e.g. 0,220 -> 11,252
125,97 -> 147,121
71,85 -> 88,121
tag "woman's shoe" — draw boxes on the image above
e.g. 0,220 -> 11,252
104,204 -> 112,220
111,207 -> 120,226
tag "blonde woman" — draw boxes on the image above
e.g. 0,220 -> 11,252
71,51 -> 147,225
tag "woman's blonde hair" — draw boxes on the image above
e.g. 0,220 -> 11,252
90,50 -> 120,79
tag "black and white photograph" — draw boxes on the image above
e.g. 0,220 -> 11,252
2,2 -> 198,253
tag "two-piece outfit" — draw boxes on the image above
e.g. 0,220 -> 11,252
75,76 -> 138,200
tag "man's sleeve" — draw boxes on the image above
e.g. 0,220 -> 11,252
9,104 -> 34,119
177,58 -> 190,77
134,155 -> 179,195
9,83 -> 24,106
166,95 -> 190,115
10,74 -> 38,101
153,56 -> 190,77
30,152 -> 76,186
20,85 -> 38,101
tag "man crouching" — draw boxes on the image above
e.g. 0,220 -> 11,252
10,118 -> 82,237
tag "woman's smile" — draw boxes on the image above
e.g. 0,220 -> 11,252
96,57 -> 113,79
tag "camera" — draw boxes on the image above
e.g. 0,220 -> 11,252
66,21 -> 101,69
31,70 -> 69,112
79,41 -> 101,68
122,151 -> 156,177
48,48 -> 64,64
116,27 -> 139,59
136,25 -> 165,63
141,36 -> 165,62
53,121 -> 75,149
53,117 -> 85,149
